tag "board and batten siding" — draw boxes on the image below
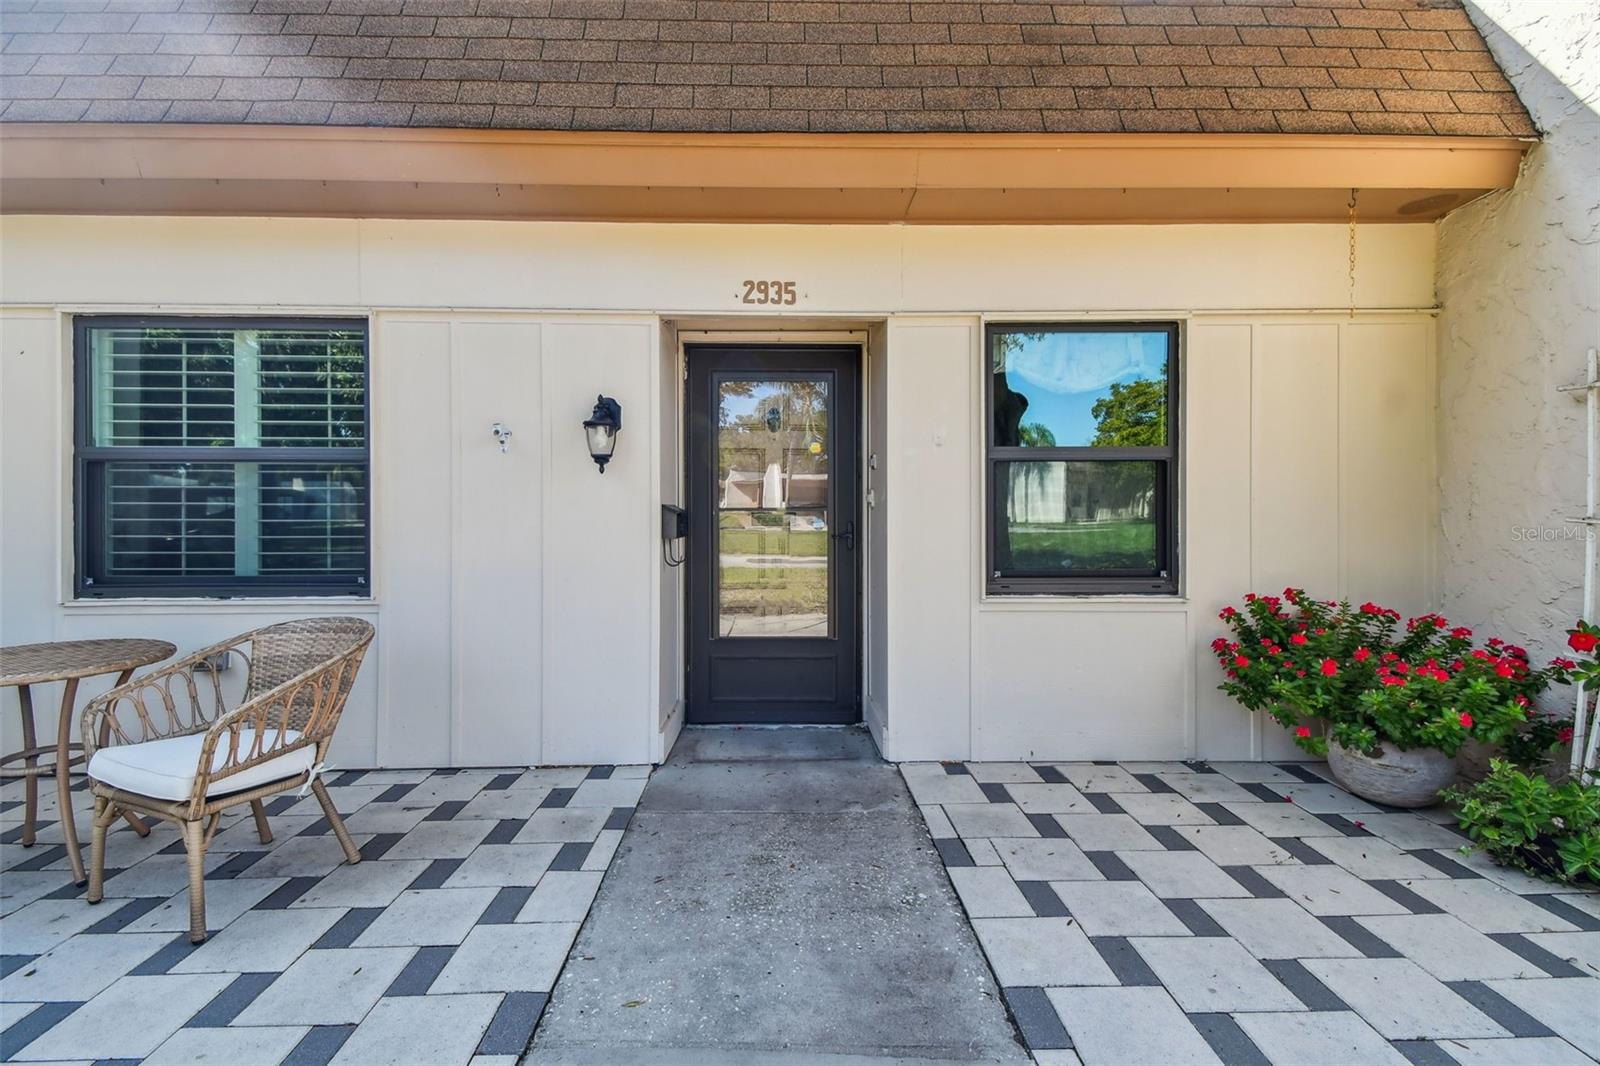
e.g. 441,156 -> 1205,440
1,216 -> 1434,765
873,316 -> 1435,762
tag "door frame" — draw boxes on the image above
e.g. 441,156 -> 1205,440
680,338 -> 866,725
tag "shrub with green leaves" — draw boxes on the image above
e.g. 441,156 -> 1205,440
1211,590 -> 1574,760
1444,759 -> 1600,885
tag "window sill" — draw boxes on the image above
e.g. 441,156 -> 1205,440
978,594 -> 1189,611
62,596 -> 378,613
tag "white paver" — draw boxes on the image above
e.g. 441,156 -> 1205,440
1118,850 -> 1250,899
145,1025 -> 311,1066
516,871 -> 605,923
1480,977 -> 1600,1059
944,803 -> 1039,839
12,973 -> 233,1060
1056,814 -> 1162,851
1049,881 -> 1189,938
233,947 -> 416,1026
171,906 -> 346,974
1129,935 -> 1302,1012
431,921 -> 582,994
354,887 -> 499,947
1401,878 -> 1584,934
994,838 -> 1101,882
1357,914 -> 1551,980
1232,1011 -> 1408,1066
1198,897 -> 1362,960
446,843 -> 562,888
1302,958 -> 1509,1040
971,917 -> 1118,987
0,931 -> 171,1003
329,992 -> 501,1066
1436,1036 -> 1598,1065
1253,865 -> 1411,916
1045,986 -> 1222,1066
947,866 -> 1034,918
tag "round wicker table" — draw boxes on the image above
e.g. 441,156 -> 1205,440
1,638 -> 176,884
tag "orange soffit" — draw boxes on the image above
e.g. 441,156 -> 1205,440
0,126 -> 1530,224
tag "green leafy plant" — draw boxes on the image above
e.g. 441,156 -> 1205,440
1211,590 -> 1573,759
1443,759 -> 1600,885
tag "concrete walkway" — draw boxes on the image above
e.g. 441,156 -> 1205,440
528,727 -> 1028,1065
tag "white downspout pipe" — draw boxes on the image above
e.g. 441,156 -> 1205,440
1574,348 -> 1599,783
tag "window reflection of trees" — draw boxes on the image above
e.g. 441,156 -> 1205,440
992,330 -> 1169,575
717,379 -> 829,522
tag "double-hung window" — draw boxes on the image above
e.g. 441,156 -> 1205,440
986,323 -> 1179,595
74,317 -> 370,597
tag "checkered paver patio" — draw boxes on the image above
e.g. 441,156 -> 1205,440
906,759 -> 1600,1066
0,764 -> 646,1065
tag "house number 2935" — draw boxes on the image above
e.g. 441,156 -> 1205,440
740,280 -> 798,305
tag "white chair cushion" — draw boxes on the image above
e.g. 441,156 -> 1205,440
88,729 -> 315,801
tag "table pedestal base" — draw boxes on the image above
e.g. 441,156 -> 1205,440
3,674 -> 150,885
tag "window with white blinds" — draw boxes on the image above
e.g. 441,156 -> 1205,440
75,319 -> 370,597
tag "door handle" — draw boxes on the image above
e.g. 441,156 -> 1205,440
830,520 -> 855,552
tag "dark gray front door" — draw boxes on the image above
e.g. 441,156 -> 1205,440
685,345 -> 861,724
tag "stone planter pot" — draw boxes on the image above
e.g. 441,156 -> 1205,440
1457,737 -> 1495,783
1326,741 -> 1458,808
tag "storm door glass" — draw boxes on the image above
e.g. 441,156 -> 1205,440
715,377 -> 831,637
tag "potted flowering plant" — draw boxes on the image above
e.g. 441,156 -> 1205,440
1211,589 -> 1573,807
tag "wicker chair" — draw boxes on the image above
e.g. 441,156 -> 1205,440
80,617 -> 374,943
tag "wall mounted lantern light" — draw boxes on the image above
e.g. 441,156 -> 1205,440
583,395 -> 622,473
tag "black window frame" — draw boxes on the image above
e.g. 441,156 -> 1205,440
984,321 -> 1180,597
73,314 -> 372,599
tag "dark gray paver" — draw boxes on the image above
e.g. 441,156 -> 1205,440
529,726 -> 1027,1063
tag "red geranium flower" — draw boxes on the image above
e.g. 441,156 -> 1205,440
1291,633 -> 1308,646
1459,712 -> 1474,730
1560,727 -> 1575,745
1320,659 -> 1338,677
1234,655 -> 1250,669
1295,726 -> 1311,738
1354,647 -> 1371,662
1569,631 -> 1598,653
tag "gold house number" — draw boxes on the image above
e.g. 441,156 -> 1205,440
740,280 -> 798,305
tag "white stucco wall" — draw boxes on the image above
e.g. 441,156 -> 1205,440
2,216 -> 1438,765
1438,1 -> 1600,662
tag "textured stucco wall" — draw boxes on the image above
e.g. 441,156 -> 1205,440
1438,1 -> 1600,661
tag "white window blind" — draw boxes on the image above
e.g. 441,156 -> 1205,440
77,320 -> 369,597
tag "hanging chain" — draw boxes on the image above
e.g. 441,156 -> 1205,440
1347,187 -> 1359,319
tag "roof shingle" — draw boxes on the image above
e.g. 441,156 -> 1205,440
0,0 -> 1534,135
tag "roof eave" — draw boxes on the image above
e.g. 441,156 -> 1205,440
0,123 -> 1532,224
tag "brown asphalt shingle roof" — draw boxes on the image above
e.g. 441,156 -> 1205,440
0,0 -> 1535,136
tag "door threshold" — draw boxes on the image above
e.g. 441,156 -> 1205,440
672,724 -> 880,763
